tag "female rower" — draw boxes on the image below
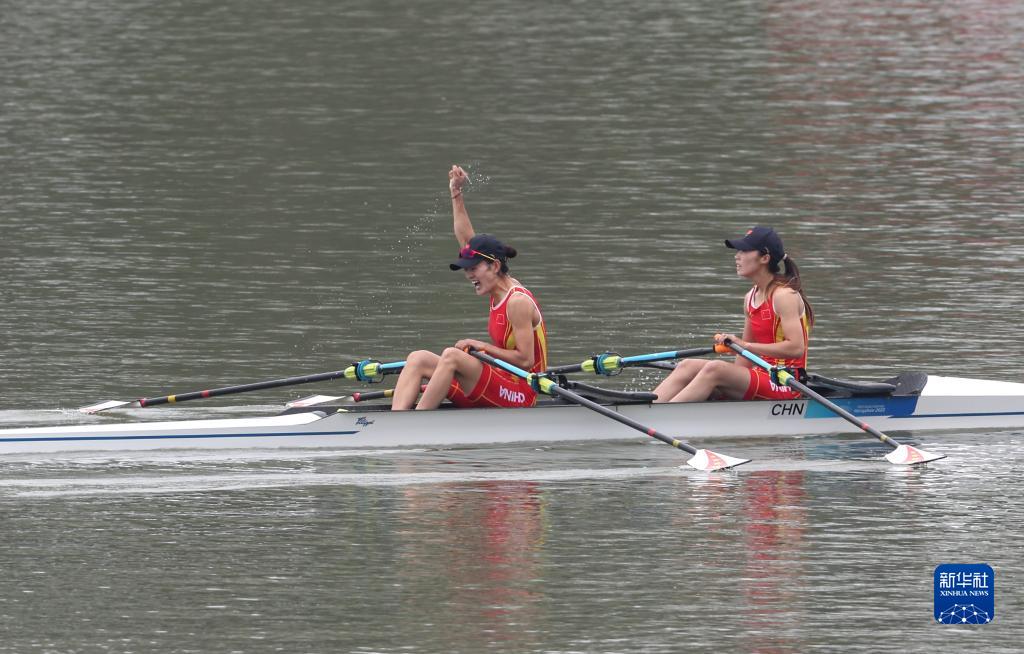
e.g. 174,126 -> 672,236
653,226 -> 813,403
391,165 -> 548,411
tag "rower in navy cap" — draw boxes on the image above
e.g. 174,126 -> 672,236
653,226 -> 814,403
391,165 -> 549,411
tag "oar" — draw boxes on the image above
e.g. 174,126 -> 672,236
720,341 -> 945,465
468,349 -> 749,471
285,384 -> 426,409
546,347 -> 715,376
78,360 -> 407,414
289,349 -> 715,409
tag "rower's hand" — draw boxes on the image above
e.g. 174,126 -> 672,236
449,164 -> 469,195
714,333 -> 745,349
455,338 -> 487,353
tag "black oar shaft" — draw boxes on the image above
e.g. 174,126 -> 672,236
547,384 -> 698,455
785,377 -> 899,448
721,340 -> 943,465
723,342 -> 898,446
134,360 -> 406,408
469,349 -> 698,455
139,369 -> 353,407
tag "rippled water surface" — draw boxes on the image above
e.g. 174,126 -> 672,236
2,0 -> 1023,651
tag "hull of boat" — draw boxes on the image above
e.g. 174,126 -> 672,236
2,375 -> 1024,455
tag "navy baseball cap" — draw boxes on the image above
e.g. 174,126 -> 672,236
450,234 -> 510,270
725,226 -> 785,264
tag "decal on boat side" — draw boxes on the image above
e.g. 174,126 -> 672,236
770,401 -> 806,417
356,417 -> 374,427
805,396 -> 920,419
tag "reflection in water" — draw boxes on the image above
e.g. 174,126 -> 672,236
740,471 -> 807,654
395,480 -> 546,648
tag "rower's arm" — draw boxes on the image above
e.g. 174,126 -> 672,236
482,294 -> 537,370
736,319 -> 755,368
768,289 -> 807,360
740,289 -> 806,361
450,164 -> 474,246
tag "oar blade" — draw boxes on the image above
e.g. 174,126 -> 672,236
884,444 -> 946,465
285,394 -> 349,409
78,400 -> 133,415
686,448 -> 751,471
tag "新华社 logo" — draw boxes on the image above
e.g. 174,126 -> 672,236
934,563 -> 994,624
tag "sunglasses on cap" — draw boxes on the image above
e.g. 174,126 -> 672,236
458,244 -> 498,264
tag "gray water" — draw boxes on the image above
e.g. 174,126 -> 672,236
2,0 -> 1023,651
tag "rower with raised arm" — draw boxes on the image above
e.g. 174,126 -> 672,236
390,165 -> 549,411
654,226 -> 814,402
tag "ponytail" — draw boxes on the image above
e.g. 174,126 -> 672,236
769,255 -> 814,327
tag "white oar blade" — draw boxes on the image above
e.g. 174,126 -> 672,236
285,394 -> 348,409
884,444 -> 946,465
686,448 -> 751,471
77,400 -> 132,415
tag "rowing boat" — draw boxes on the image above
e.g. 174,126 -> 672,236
2,373 -> 1023,455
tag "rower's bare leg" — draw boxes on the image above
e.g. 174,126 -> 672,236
653,359 -> 711,402
391,350 -> 439,410
668,360 -> 750,403
417,347 -> 485,410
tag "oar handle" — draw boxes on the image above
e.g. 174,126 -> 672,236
352,384 -> 425,403
352,388 -> 394,403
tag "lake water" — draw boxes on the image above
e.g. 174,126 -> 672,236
1,1 -> 1022,651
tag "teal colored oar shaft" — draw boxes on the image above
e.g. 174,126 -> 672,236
469,349 -> 700,456
725,342 -> 902,449
545,347 -> 714,376
621,347 -> 715,364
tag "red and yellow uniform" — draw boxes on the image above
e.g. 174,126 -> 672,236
743,287 -> 810,401
447,286 -> 548,408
